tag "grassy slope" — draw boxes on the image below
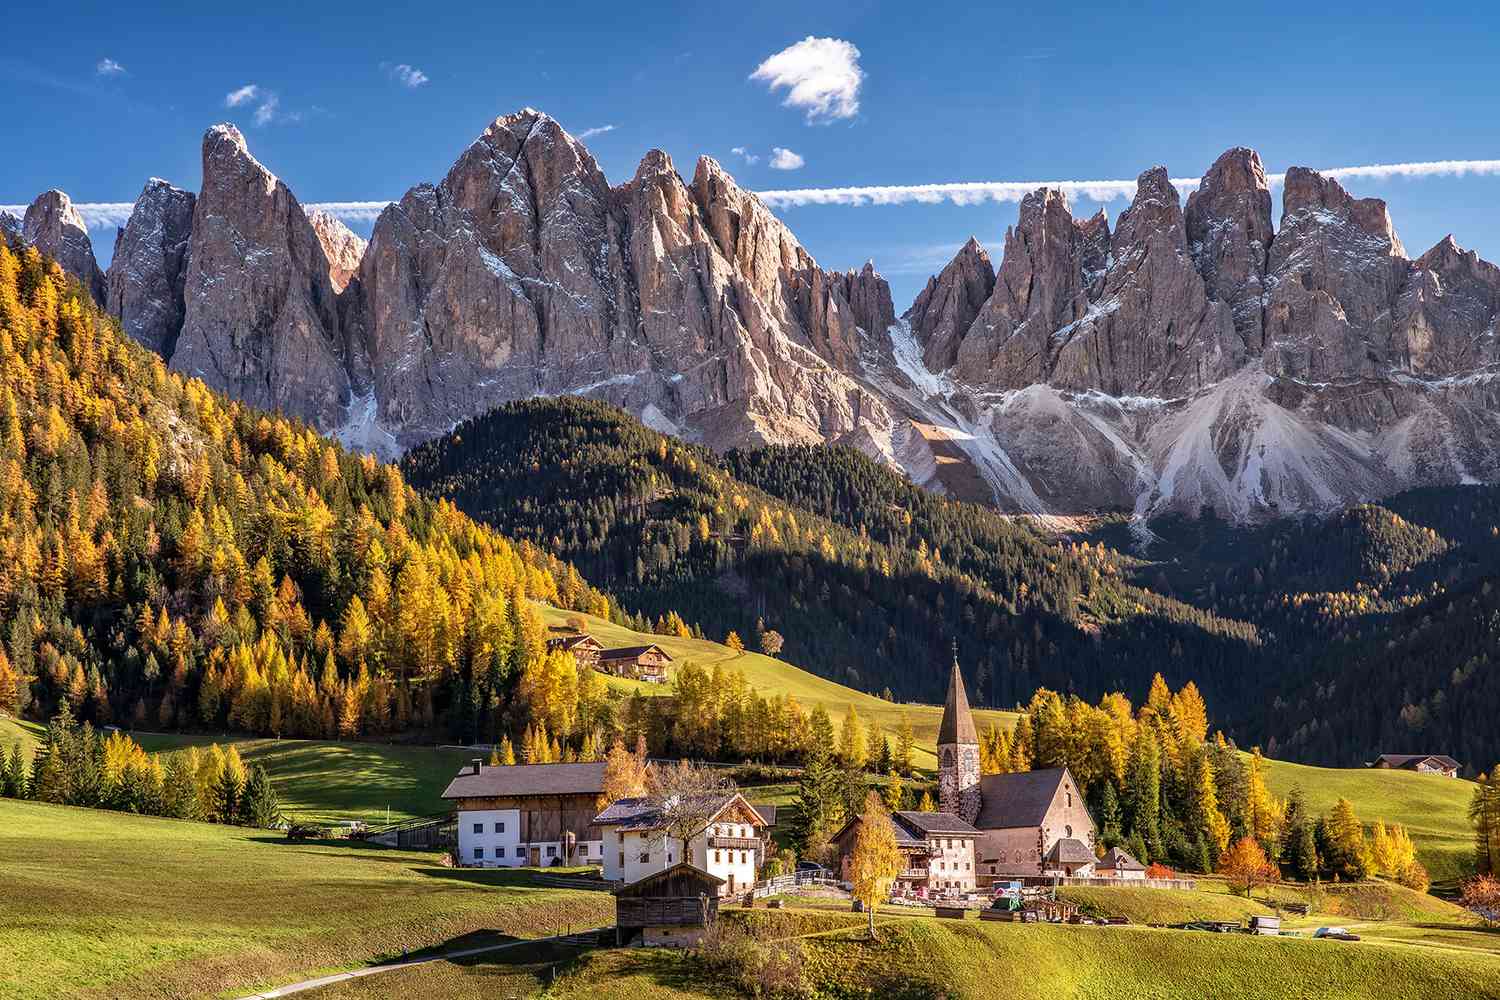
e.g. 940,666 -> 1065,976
0,799 -> 613,1000
346,906 -> 1500,1000
537,604 -> 1018,773
1259,757 -> 1476,883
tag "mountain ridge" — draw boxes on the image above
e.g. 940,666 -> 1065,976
15,110 -> 1500,525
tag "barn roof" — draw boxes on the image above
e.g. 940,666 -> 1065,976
441,760 -> 607,800
1371,753 -> 1460,771
973,768 -> 1070,830
598,644 -> 672,661
612,861 -> 725,897
894,811 -> 980,837
592,792 -> 760,832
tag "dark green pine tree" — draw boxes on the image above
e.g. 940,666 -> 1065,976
214,765 -> 243,825
792,746 -> 843,854
1280,787 -> 1319,880
240,765 -> 282,829
162,753 -> 199,820
2,742 -> 26,798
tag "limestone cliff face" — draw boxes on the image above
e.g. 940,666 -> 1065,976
29,120 -> 1500,524
1263,167 -> 1409,380
1184,147 -> 1274,352
171,124 -> 354,429
22,190 -> 106,302
105,179 -> 196,356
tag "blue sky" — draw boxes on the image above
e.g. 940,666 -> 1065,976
4,1 -> 1499,306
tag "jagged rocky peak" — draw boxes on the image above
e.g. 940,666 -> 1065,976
22,189 -> 106,302
1263,166 -> 1411,380
172,122 -> 354,429
1049,166 -> 1240,396
904,237 -> 995,373
305,209 -> 366,293
836,260 -> 897,337
1393,234 -> 1500,375
105,178 -> 196,357
950,187 -> 1107,389
1184,147 -> 1274,351
692,155 -> 811,297
0,211 -> 20,242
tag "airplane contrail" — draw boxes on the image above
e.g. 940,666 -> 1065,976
5,158 -> 1499,228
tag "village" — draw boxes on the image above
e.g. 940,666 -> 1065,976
429,643 -> 1435,949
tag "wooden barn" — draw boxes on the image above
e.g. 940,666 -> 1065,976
546,632 -> 604,669
613,862 -> 724,947
441,759 -> 608,867
596,644 -> 673,683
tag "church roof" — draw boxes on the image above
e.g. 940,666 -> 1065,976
938,657 -> 978,746
1045,837 -> 1096,865
973,768 -> 1071,830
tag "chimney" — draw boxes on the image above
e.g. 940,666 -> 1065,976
470,758 -> 483,775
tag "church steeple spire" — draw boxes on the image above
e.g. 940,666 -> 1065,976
938,650 -> 981,823
938,653 -> 978,747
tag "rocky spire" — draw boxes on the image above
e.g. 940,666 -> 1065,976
22,190 -> 105,303
105,179 -> 196,357
171,123 -> 353,429
953,190 -> 1103,388
306,209 -> 366,293
1184,147 -> 1274,352
903,237 -> 995,373
1393,235 -> 1500,375
1263,166 -> 1410,380
1051,167 -> 1240,396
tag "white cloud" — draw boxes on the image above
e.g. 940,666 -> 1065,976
253,94 -> 279,126
20,158 -> 1500,234
731,147 -> 760,165
224,84 -> 260,107
750,36 -> 863,123
386,63 -> 429,88
768,147 -> 805,171
96,58 -> 126,77
577,124 -> 615,140
755,158 -> 1500,208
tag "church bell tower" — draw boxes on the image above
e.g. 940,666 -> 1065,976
937,653 -> 981,824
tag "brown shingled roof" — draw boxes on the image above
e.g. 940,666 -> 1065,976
441,761 -> 607,800
938,657 -> 978,746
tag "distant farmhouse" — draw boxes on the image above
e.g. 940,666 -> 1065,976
442,759 -> 607,867
594,791 -> 768,895
938,660 -> 1097,881
545,630 -> 673,683
831,809 -> 979,894
1367,753 -> 1461,778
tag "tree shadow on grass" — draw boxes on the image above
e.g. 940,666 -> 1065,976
413,867 -> 608,890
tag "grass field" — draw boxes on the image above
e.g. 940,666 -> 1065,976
1259,756 -> 1476,883
537,605 -> 1018,772
0,799 -> 613,1000
298,902 -> 1500,1000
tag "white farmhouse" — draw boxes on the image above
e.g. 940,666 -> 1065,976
594,792 -> 768,896
441,759 -> 607,868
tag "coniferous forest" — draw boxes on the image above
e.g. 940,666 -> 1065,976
404,397 -> 1500,771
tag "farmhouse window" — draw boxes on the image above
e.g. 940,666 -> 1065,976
619,853 -> 625,868
495,822 -> 504,833
474,847 -> 484,859
639,852 -> 650,863
473,823 -> 483,834
547,845 -> 556,857
714,851 -> 721,863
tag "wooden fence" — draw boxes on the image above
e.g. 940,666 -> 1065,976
751,871 -> 842,898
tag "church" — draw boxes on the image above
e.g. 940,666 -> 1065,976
938,659 -> 1098,881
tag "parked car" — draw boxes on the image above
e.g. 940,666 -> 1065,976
1313,927 -> 1360,941
795,861 -> 827,874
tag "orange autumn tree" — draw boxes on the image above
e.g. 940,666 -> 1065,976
1220,835 -> 1278,895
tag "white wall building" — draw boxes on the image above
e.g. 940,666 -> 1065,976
442,760 -> 607,868
595,792 -> 768,896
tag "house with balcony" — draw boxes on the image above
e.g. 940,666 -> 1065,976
830,810 -> 979,895
596,644 -> 673,683
546,632 -> 605,669
594,791 -> 767,896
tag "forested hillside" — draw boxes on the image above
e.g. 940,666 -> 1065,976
404,398 -> 1500,771
0,238 -> 616,748
402,399 -> 1261,714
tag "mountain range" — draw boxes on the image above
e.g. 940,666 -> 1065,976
10,109 -> 1499,526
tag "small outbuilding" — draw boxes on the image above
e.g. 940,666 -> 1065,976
613,862 -> 724,948
1042,837 -> 1097,877
1096,846 -> 1146,880
1367,754 -> 1460,778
